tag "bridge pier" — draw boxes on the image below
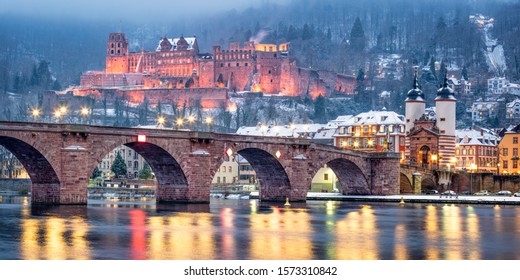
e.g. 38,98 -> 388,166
370,155 -> 400,195
156,152 -> 212,203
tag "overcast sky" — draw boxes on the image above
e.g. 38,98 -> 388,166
0,0 -> 289,22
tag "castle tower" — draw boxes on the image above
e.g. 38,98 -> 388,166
405,67 -> 425,134
106,33 -> 129,73
435,73 -> 457,169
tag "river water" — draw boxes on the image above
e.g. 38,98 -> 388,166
0,196 -> 519,260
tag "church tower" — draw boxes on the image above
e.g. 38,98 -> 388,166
435,73 -> 457,169
106,33 -> 129,73
405,67 -> 426,134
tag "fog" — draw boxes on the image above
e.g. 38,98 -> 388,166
0,0 -> 290,22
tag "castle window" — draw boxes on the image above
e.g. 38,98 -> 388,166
118,43 -> 121,48
111,43 -> 114,48
268,70 -> 271,74
220,63 -> 224,67
440,118 -> 446,121
228,63 -> 231,67
274,53 -> 277,58
270,79 -> 273,83
237,63 -> 239,67
117,50 -> 120,54
111,50 -> 114,54
245,63 -> 248,66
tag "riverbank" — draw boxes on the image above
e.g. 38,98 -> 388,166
250,192 -> 520,205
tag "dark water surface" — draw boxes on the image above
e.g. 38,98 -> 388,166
1,196 -> 519,260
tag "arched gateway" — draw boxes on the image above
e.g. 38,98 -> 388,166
0,121 -> 400,205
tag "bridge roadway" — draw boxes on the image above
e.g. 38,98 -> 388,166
0,121 -> 400,205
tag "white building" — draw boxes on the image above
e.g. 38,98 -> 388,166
488,77 -> 509,95
504,83 -> 520,95
506,98 -> 520,120
471,100 -> 498,122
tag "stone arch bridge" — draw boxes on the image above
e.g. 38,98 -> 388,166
0,121 -> 400,205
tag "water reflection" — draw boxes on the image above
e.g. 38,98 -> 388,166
20,216 -> 91,260
335,205 -> 379,259
4,199 -> 520,260
249,207 -> 312,259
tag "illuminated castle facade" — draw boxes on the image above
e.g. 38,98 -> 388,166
80,33 -> 356,100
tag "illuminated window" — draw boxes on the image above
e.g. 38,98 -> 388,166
504,148 -> 509,156
503,160 -> 508,168
514,148 -> 518,157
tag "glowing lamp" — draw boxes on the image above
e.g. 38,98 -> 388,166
137,134 -> 147,143
226,148 -> 233,157
275,150 -> 282,159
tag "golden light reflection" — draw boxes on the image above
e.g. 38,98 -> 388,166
148,213 -> 215,259
249,207 -> 312,259
394,224 -> 408,260
425,205 -> 440,260
335,205 -> 379,259
442,205 -> 462,259
465,206 -> 481,260
20,216 -> 91,260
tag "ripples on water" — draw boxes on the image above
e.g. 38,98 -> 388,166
0,196 -> 519,260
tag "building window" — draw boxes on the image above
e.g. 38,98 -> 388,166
440,118 -> 446,121
503,160 -> 508,168
228,166 -> 232,173
217,177 -> 220,183
236,63 -> 239,67
469,149 -> 474,155
339,127 -> 345,134
324,173 -> 329,181
223,177 -> 226,183
347,126 -> 352,134
514,161 -> 518,169
514,148 -> 519,157
514,137 -> 518,144
245,63 -> 248,66
503,148 -> 509,156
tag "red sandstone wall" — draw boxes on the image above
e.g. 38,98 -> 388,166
257,52 -> 281,94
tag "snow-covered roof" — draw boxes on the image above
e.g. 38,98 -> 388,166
236,123 -> 326,138
324,115 -> 354,129
313,128 -> 336,140
156,37 -> 196,51
507,99 -> 520,108
456,128 -> 500,146
339,110 -> 405,127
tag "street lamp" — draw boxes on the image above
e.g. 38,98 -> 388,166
80,107 -> 89,124
205,116 -> 213,132
53,109 -> 62,123
31,108 -> 41,121
157,115 -> 166,128
176,118 -> 184,129
187,115 -> 195,130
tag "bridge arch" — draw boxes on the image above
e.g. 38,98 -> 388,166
400,173 -> 413,194
89,138 -> 189,202
314,158 -> 370,195
234,147 -> 291,201
0,136 -> 61,203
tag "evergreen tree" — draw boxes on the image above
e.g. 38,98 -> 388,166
461,65 -> 469,80
313,95 -> 327,123
302,24 -> 314,40
110,151 -> 127,179
350,17 -> 366,52
138,162 -> 153,179
91,166 -> 102,179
